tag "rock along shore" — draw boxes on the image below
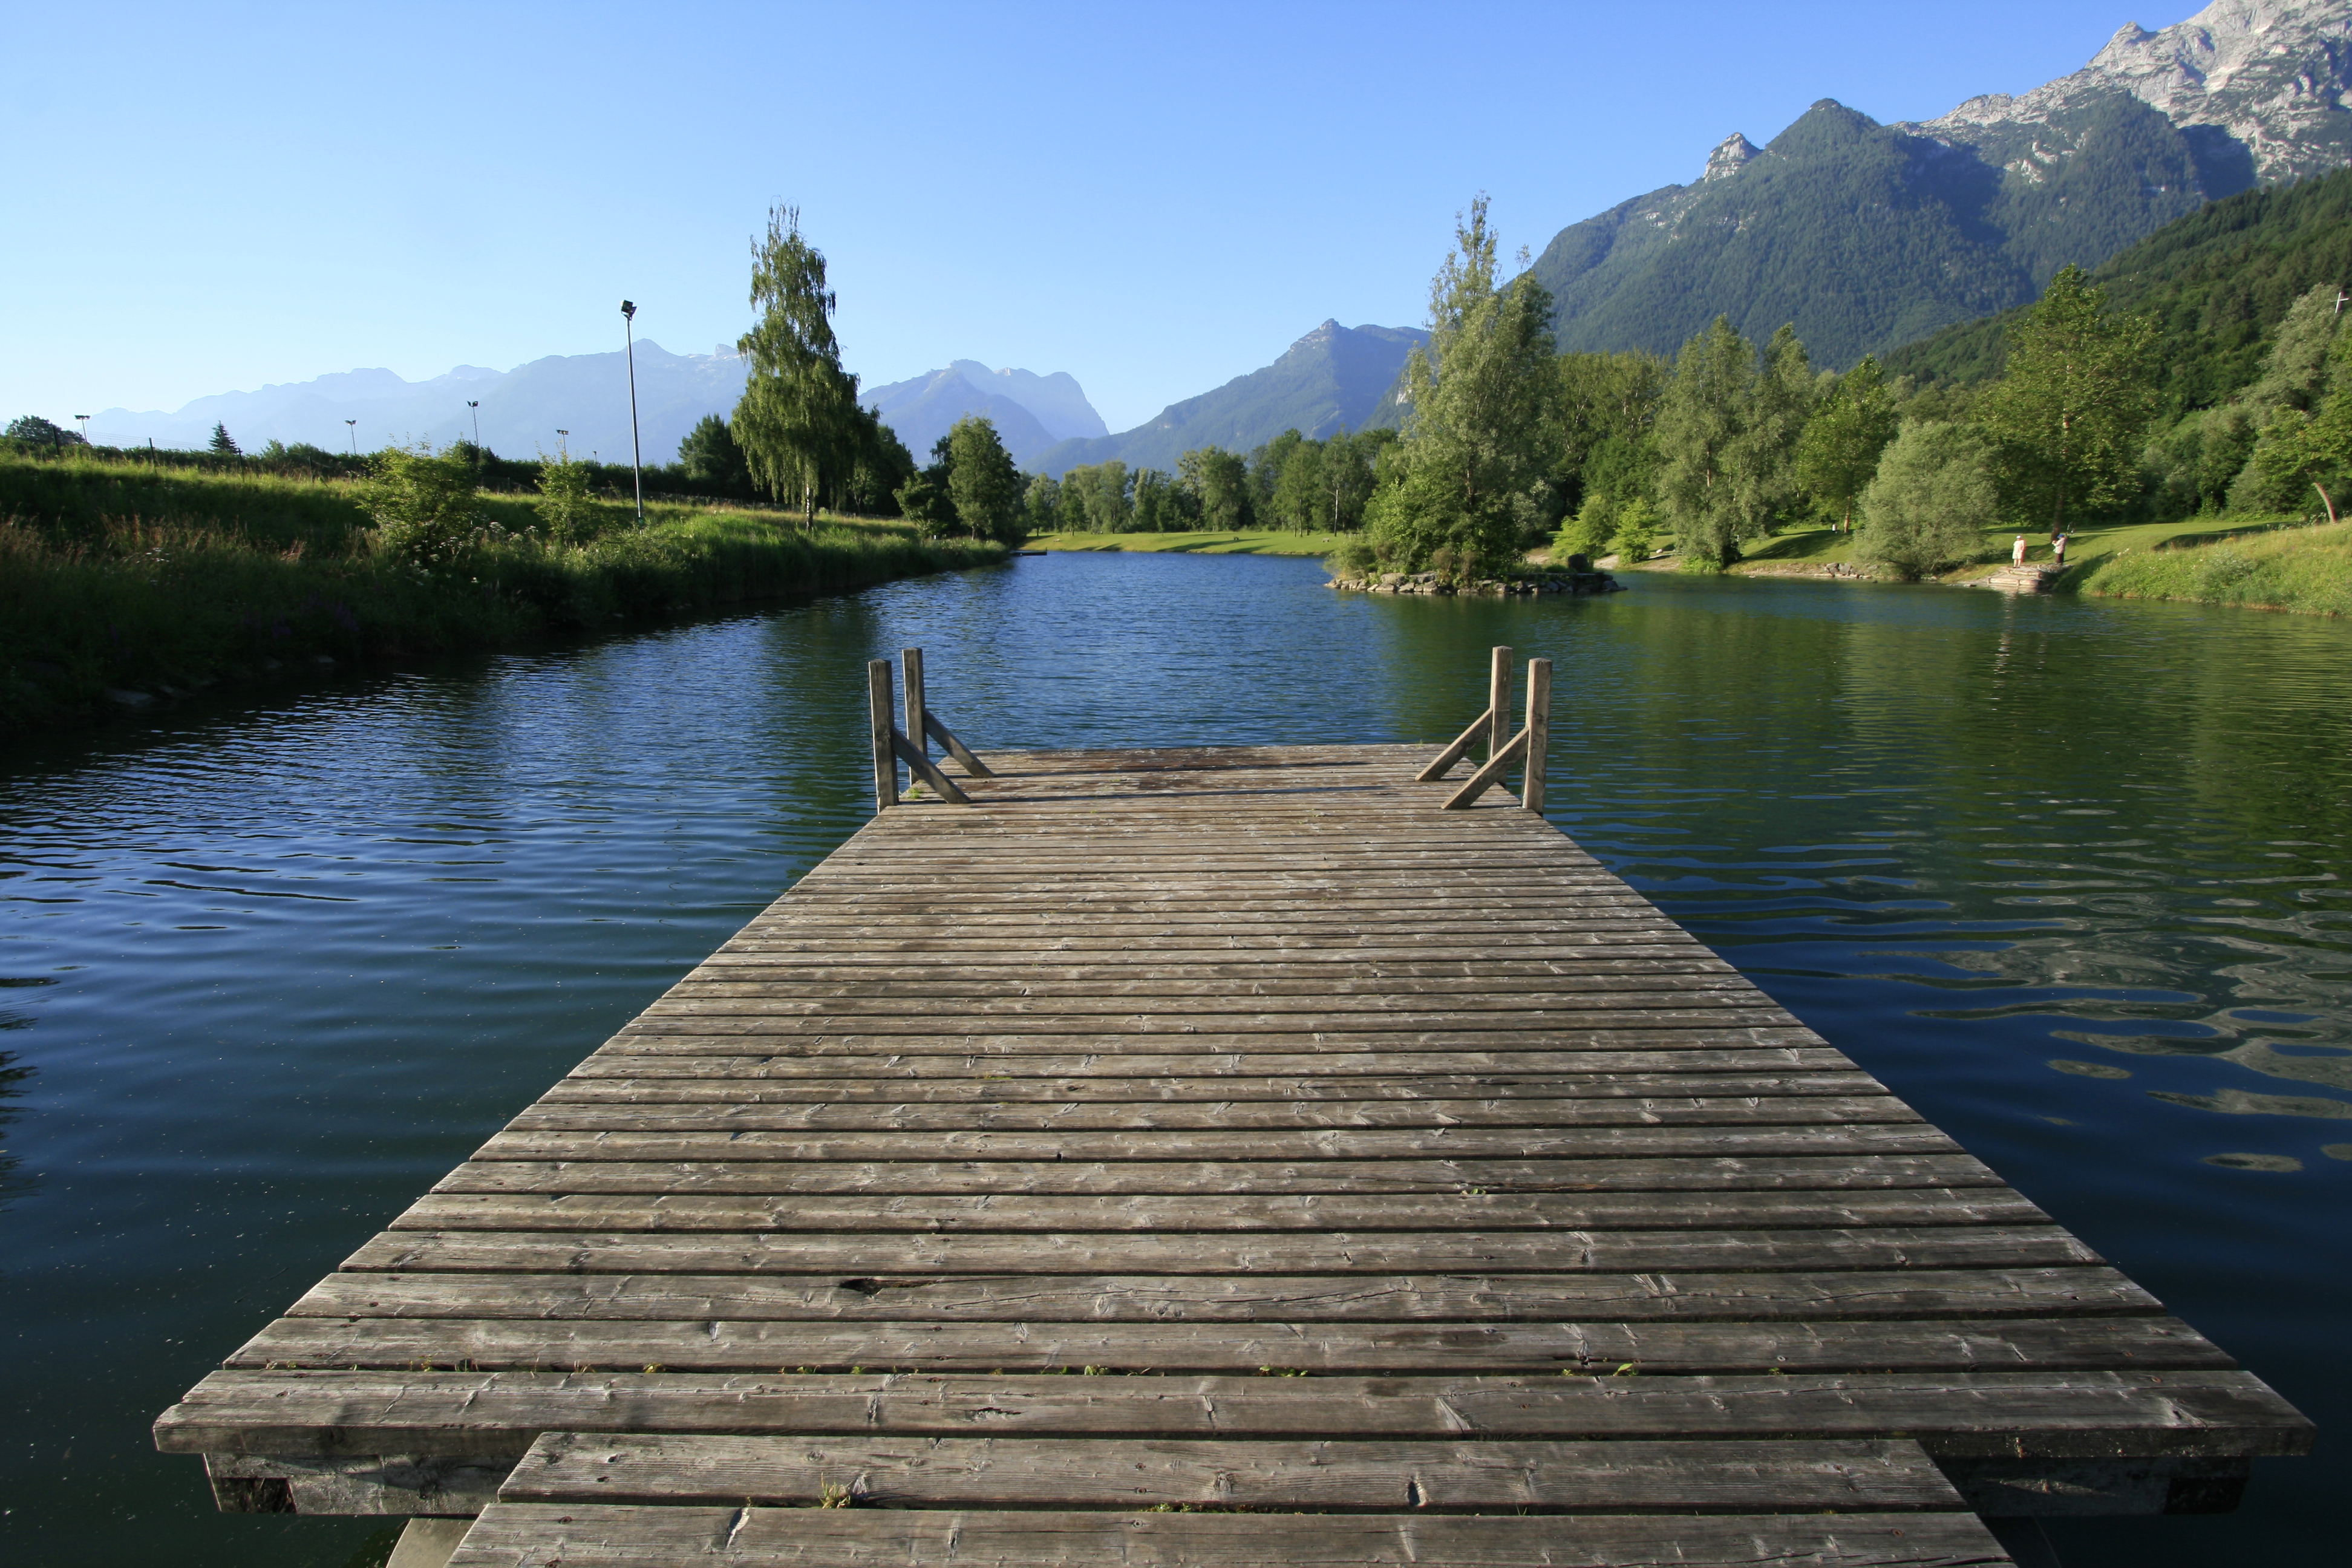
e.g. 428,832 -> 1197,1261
1327,568 -> 1624,597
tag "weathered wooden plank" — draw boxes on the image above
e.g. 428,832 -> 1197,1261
567,1047 -> 1861,1080
433,1154 -> 2002,1197
615,1010 -> 1805,1039
501,1094 -> 1916,1134
468,1124 -> 1970,1163
600,1025 -> 1832,1058
661,977 -> 1759,1005
227,1312 -> 2232,1376
501,1431 -> 1967,1512
640,989 -> 1775,1021
387,1187 -> 2047,1235
343,1226 -> 2102,1278
536,1071 -> 1884,1106
289,1267 -> 2157,1324
153,1368 -> 2319,1460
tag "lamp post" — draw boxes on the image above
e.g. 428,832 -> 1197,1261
557,429 -> 569,460
620,299 -> 645,526
74,414 -> 90,446
345,419 -> 358,456
466,400 -> 481,449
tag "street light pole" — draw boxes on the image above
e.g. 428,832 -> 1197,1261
621,299 -> 645,526
345,419 -> 358,456
74,414 -> 90,447
467,400 -> 480,449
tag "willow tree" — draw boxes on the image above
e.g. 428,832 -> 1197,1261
1367,195 -> 1560,575
1979,265 -> 2158,537
732,206 -> 860,523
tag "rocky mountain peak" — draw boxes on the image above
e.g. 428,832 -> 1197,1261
1916,0 -> 2352,184
1705,132 -> 1760,181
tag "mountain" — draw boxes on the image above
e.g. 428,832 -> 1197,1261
85,348 -> 1103,469
1033,320 -> 1427,476
1524,0 -> 2352,367
87,344 -> 750,464
860,361 -> 1107,466
1884,165 -> 2352,412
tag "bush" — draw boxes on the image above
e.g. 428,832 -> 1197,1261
1855,423 -> 1999,580
535,449 -> 603,546
1612,498 -> 1659,561
1325,537 -> 1377,578
1555,497 -> 1616,560
358,443 -> 483,565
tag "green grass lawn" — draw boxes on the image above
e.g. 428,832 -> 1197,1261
1022,529 -> 1349,557
1718,515 -> 2307,580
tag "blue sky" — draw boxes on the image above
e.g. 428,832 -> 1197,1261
7,0 -> 2192,433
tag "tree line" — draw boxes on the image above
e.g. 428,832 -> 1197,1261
1021,427 -> 1399,537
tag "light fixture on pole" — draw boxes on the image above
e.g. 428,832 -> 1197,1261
466,400 -> 480,448
74,414 -> 90,446
557,429 -> 569,460
345,419 -> 358,456
620,299 -> 645,526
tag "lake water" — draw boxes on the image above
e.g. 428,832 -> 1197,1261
2,552 -> 2347,1567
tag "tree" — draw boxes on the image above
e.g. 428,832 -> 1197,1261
1023,473 -> 1064,534
1793,354 -> 1898,531
209,422 -> 241,457
1553,497 -> 1616,562
1736,324 -> 1815,534
1178,447 -> 1250,531
946,416 -> 1024,543
1555,351 -> 1669,510
1979,264 -> 2159,536
1651,317 -> 1755,569
733,205 -> 861,523
1855,423 -> 2000,579
5,414 -> 82,448
678,414 -> 751,495
1367,195 -> 1561,573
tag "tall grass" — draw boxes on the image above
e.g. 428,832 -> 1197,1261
1,451 -> 1005,731
2069,520 -> 2352,616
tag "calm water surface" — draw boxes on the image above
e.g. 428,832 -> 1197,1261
2,554 -> 2347,1566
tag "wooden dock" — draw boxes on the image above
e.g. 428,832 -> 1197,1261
156,652 -> 2310,1566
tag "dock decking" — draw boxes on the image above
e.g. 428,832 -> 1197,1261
156,681 -> 2312,1566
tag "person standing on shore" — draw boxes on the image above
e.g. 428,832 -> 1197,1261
2052,534 -> 2069,566
2012,534 -> 2028,566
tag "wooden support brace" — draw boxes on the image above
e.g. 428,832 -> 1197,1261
926,714 -> 995,777
1442,726 -> 1530,810
902,646 -> 995,777
1414,708 -> 1494,782
1416,646 -> 1513,782
866,660 -> 897,813
891,731 -> 973,805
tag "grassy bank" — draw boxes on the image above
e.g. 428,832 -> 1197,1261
2068,519 -> 2352,615
1706,514 -> 2305,580
1,451 -> 1005,732
1022,529 -> 1349,557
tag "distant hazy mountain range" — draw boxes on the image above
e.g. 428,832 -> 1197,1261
85,344 -> 751,466
861,361 -> 1106,466
84,347 -> 1109,469
1527,0 -> 2352,366
1032,321 -> 1427,477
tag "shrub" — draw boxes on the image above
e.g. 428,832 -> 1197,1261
1856,423 -> 1999,580
1325,537 -> 1377,578
358,442 -> 483,564
535,449 -> 602,546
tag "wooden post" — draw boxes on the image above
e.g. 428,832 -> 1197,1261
1486,645 -> 1512,761
902,647 -> 928,763
867,659 -> 898,812
1523,658 -> 1551,815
